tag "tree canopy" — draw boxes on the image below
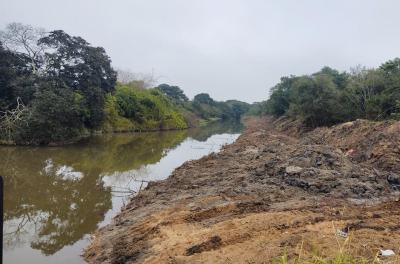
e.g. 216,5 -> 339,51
265,60 -> 400,127
0,23 -> 251,145
0,24 -> 117,144
157,84 -> 188,102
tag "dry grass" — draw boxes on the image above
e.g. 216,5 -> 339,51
277,222 -> 399,264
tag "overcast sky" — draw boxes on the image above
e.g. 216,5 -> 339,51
1,0 -> 400,102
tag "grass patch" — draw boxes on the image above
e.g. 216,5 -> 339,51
276,222 -> 398,264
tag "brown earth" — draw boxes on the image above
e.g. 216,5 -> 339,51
84,117 -> 400,264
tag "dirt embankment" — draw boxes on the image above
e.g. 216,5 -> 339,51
84,117 -> 400,264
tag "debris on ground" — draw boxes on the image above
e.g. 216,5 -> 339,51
335,229 -> 348,238
380,249 -> 395,257
84,117 -> 400,264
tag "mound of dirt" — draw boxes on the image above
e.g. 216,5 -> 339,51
84,117 -> 400,264
303,119 -> 400,172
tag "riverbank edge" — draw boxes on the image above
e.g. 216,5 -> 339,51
0,117 -> 232,146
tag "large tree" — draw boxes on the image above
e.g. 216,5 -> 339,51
39,30 -> 116,93
14,84 -> 86,145
39,30 -> 117,128
0,40 -> 38,113
1,24 -> 118,144
0,42 -> 20,110
193,93 -> 214,104
157,84 -> 188,102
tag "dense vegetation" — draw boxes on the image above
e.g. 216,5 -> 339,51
156,84 -> 250,126
265,62 -> 400,127
4,23 -> 399,144
102,83 -> 188,132
0,24 -> 117,145
0,23 -> 249,145
103,83 -> 249,132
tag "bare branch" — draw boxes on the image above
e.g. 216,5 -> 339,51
116,68 -> 160,89
0,22 -> 47,73
0,97 -> 30,143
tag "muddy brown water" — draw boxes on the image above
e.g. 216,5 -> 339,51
0,121 -> 242,264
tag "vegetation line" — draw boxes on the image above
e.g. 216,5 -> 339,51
262,63 -> 400,127
0,23 -> 250,145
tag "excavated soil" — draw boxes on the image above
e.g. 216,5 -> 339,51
84,117 -> 400,264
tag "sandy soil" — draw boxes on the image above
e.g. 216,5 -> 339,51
84,117 -> 400,264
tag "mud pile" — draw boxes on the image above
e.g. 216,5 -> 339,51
303,119 -> 400,172
85,117 -> 400,264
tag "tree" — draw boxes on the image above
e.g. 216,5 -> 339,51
39,30 -> 116,93
0,41 -> 35,111
380,58 -> 400,75
194,93 -> 214,104
264,63 -> 400,127
343,67 -> 385,119
265,76 -> 297,116
0,22 -> 46,73
0,42 -> 20,110
14,84 -> 85,145
315,66 -> 348,89
1,24 -> 118,144
288,74 -> 341,127
226,100 -> 250,120
157,84 -> 188,102
39,30 -> 117,128
379,58 -> 400,118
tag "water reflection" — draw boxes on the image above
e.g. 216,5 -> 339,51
189,120 -> 243,142
0,121 -> 242,263
2,147 -> 113,255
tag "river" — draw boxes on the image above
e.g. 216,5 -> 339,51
0,121 -> 242,264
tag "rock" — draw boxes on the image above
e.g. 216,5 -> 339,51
255,167 -> 265,176
285,178 -> 309,189
345,149 -> 355,157
351,185 -> 367,195
285,166 -> 303,174
243,147 -> 259,155
387,173 -> 400,185
336,229 -> 348,238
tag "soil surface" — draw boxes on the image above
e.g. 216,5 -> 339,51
84,117 -> 400,263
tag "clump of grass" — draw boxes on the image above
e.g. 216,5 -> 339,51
278,253 -> 371,264
276,222 -> 398,264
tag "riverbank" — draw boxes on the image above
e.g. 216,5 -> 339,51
0,118 -> 227,146
84,117 -> 400,263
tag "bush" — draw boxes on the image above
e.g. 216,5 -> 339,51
13,85 -> 86,145
103,83 -> 189,131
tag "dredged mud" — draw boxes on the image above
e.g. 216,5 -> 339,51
84,117 -> 400,263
